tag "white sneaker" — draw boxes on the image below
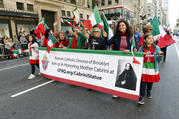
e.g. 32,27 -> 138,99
38,72 -> 41,75
28,74 -> 35,79
112,95 -> 119,99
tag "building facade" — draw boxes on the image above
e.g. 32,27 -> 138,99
97,0 -> 136,26
0,0 -> 92,38
0,0 -> 38,38
145,0 -> 169,25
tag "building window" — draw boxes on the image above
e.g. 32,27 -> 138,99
101,0 -> 105,6
80,13 -> 83,19
67,11 -> 71,17
87,15 -> 89,19
70,0 -> 76,4
115,0 -> 119,3
61,10 -> 66,16
27,4 -> 34,12
0,0 -> 3,8
16,2 -> 24,10
108,0 -> 112,5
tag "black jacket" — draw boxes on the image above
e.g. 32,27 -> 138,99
88,36 -> 107,50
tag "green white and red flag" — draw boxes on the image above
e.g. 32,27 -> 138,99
83,5 -> 101,31
59,17 -> 74,28
151,16 -> 175,48
34,19 -> 49,39
47,33 -> 58,53
101,13 -> 113,40
72,7 -> 80,25
131,38 -> 140,64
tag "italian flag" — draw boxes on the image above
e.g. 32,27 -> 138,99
151,16 -> 175,48
59,17 -> 74,28
72,7 -> 80,25
34,19 -> 49,39
101,13 -> 113,40
47,33 -> 58,53
83,5 -> 101,31
131,38 -> 140,64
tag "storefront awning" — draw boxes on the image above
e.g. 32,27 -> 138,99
0,10 -> 38,19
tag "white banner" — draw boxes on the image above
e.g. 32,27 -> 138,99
39,48 -> 144,100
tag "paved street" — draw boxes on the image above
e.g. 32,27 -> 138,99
0,40 -> 179,119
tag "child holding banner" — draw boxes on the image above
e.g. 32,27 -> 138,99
137,33 -> 163,105
28,34 -> 39,80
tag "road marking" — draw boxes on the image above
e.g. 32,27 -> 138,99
174,43 -> 179,59
11,80 -> 55,98
0,63 -> 29,71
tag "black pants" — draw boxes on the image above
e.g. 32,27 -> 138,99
140,81 -> 153,97
31,64 -> 39,74
161,47 -> 167,61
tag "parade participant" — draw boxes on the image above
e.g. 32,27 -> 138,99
160,28 -> 170,62
106,20 -> 133,53
28,34 -> 39,80
66,27 -> 87,49
57,31 -> 69,48
87,25 -> 108,50
137,33 -> 163,105
41,29 -> 51,47
134,28 -> 141,47
106,20 -> 133,98
138,25 -> 153,49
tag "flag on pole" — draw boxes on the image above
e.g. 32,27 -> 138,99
83,5 -> 101,31
59,17 -> 74,28
34,19 -> 49,39
151,16 -> 175,48
47,33 -> 58,53
72,7 -> 80,25
101,13 -> 113,40
131,38 -> 140,64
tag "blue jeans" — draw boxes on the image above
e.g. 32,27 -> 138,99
140,81 -> 153,97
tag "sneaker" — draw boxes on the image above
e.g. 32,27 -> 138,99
147,94 -> 152,99
112,95 -> 119,99
38,72 -> 41,75
137,97 -> 145,105
28,74 -> 35,79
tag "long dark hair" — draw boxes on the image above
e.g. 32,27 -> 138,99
142,33 -> 156,50
114,20 -> 132,40
29,34 -> 36,44
45,29 -> 51,38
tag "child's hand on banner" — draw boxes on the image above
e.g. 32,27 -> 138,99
158,51 -> 164,56
63,47 -> 67,50
123,50 -> 130,54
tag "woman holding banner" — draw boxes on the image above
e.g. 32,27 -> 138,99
57,31 -> 69,48
106,20 -> 133,98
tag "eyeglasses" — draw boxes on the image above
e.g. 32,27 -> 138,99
93,31 -> 100,33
